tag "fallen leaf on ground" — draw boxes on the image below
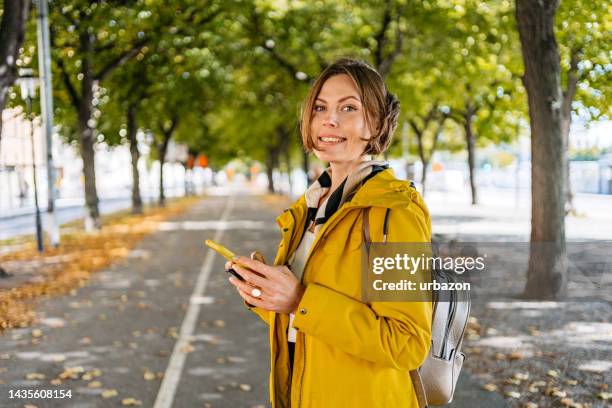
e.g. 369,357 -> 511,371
513,372 -> 529,381
597,392 -> 612,400
239,384 -> 252,392
482,383 -> 498,392
121,397 -> 142,406
507,351 -> 524,360
101,389 -> 118,398
59,366 -> 84,380
25,373 -> 45,380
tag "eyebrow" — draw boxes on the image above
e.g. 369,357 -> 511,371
315,95 -> 361,104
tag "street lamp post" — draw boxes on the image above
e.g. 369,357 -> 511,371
18,69 -> 44,252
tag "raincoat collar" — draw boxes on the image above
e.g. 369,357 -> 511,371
276,168 -> 418,231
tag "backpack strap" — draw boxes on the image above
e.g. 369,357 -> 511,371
410,370 -> 429,408
362,207 -> 391,244
362,206 -> 429,408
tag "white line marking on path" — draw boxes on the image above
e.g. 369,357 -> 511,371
153,195 -> 235,408
157,220 -> 265,231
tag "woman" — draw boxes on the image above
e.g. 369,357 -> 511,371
226,58 -> 432,407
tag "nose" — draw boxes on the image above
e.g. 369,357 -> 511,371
322,110 -> 339,127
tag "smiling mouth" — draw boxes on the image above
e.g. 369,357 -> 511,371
318,136 -> 347,144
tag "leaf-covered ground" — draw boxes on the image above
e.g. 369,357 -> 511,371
465,300 -> 611,407
0,197 -> 201,332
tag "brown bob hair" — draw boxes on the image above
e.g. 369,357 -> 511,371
300,58 -> 400,156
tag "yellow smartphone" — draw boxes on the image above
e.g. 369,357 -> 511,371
205,239 -> 237,261
205,239 -> 245,281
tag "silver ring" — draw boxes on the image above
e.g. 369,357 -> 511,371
251,288 -> 262,298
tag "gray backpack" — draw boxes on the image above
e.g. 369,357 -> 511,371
363,207 -> 471,407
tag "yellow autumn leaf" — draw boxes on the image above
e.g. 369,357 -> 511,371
597,392 -> 612,400
483,383 -> 498,392
25,372 -> 45,380
121,397 -> 142,406
101,389 -> 118,399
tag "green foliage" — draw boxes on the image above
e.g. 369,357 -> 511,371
6,0 -> 609,173
556,0 -> 611,120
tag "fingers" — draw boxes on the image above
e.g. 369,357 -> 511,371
228,274 -> 258,295
231,279 -> 267,308
236,287 -> 266,308
233,256 -> 275,277
250,251 -> 267,264
232,264 -> 268,288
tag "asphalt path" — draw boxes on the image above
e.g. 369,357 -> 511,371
0,194 -> 507,407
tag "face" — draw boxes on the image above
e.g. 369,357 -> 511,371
310,74 -> 371,164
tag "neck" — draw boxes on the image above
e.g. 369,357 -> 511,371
328,156 -> 367,192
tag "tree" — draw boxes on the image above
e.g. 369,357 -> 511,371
516,0 -> 567,299
97,61 -> 151,214
0,0 -> 31,149
555,1 -> 611,213
406,103 -> 448,195
98,1 -> 225,212
438,0 -> 523,205
46,0 -> 153,229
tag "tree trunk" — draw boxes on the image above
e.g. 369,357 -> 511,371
78,76 -> 101,230
561,50 -> 580,215
562,114 -> 574,215
415,132 -> 428,196
278,125 -> 292,195
265,147 -> 276,194
76,32 -> 102,231
158,136 -> 170,207
302,149 -> 310,186
127,104 -> 142,214
0,0 -> 31,150
516,0 -> 567,299
464,107 -> 478,205
420,159 -> 429,197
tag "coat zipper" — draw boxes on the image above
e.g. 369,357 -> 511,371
294,204 -> 364,408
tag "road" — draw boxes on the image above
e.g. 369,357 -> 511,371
0,193 -> 508,407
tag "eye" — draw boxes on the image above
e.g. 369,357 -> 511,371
342,105 -> 357,112
313,105 -> 326,112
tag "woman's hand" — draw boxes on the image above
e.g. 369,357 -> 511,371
225,257 -> 306,314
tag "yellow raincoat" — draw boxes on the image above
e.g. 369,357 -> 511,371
246,168 -> 432,407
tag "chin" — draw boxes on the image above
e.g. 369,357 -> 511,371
313,151 -> 342,163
